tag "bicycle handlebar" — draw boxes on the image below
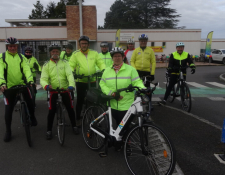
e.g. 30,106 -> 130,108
73,70 -> 104,79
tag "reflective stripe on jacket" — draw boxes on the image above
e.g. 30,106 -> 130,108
40,59 -> 75,89
169,51 -> 195,74
99,52 -> 113,68
69,49 -> 106,83
0,51 -> 33,88
27,56 -> 41,77
130,47 -> 156,74
100,63 -> 145,111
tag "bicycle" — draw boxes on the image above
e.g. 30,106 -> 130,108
165,66 -> 192,112
48,88 -> 71,146
82,84 -> 176,175
74,71 -> 104,117
9,85 -> 33,147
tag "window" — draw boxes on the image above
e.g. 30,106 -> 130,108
162,42 -> 166,47
151,42 -> 155,47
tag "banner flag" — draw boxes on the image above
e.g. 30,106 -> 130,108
115,29 -> 121,47
205,31 -> 213,57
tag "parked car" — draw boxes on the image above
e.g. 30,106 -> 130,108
211,49 -> 225,64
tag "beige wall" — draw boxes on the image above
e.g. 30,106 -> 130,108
0,27 -> 67,40
97,29 -> 202,55
201,39 -> 225,51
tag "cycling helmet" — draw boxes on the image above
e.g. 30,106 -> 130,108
79,35 -> 89,43
138,34 -> 148,40
24,46 -> 33,53
49,44 -> 61,52
5,37 -> 19,45
176,42 -> 185,47
127,39 -> 134,44
66,43 -> 73,50
110,47 -> 124,57
100,42 -> 109,47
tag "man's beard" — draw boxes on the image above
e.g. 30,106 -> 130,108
51,55 -> 59,60
25,55 -> 32,59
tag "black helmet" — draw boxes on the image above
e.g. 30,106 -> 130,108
5,37 -> 19,45
100,42 -> 109,47
79,35 -> 89,43
24,46 -> 33,53
66,43 -> 73,50
49,44 -> 61,52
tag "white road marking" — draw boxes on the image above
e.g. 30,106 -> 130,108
36,85 -> 42,90
186,82 -> 211,89
152,97 -> 161,101
207,97 -> 225,101
206,82 -> 225,88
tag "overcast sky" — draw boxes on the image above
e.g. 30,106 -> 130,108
0,0 -> 224,38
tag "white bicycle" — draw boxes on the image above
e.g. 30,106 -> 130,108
82,84 -> 176,175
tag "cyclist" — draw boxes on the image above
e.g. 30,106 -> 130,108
69,35 -> 105,124
60,43 -> 74,61
0,37 -> 37,142
124,38 -> 135,64
158,42 -> 196,105
130,34 -> 156,87
99,41 -> 113,68
24,46 -> 41,106
40,44 -> 79,140
100,47 -> 145,127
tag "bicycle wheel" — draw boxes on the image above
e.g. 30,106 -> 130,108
57,104 -> 65,145
82,106 -> 108,150
124,123 -> 176,175
21,103 -> 32,147
180,84 -> 192,112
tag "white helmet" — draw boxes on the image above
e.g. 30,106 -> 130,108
127,39 -> 134,44
176,42 -> 185,47
110,47 -> 124,57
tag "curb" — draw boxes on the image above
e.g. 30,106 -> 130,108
220,73 -> 225,82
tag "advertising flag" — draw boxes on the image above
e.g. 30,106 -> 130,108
115,29 -> 121,47
205,31 -> 213,57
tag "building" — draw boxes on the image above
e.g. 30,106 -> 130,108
0,3 -> 224,64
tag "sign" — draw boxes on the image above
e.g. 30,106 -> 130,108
221,119 -> 225,143
150,46 -> 163,53
120,33 -> 134,42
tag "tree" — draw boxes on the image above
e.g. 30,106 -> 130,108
29,1 -> 45,26
29,0 -> 84,26
102,0 -> 181,29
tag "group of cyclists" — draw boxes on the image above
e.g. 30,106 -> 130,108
0,34 -> 196,144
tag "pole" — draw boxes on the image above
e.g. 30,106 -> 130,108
79,0 -> 83,36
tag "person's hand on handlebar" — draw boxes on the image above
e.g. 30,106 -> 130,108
0,84 -> 7,92
67,86 -> 74,92
45,85 -> 52,91
112,92 -> 123,101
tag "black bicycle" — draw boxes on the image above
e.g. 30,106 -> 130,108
10,85 -> 33,147
48,88 -> 70,146
165,66 -> 192,112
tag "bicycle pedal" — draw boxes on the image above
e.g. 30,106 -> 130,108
99,152 -> 107,158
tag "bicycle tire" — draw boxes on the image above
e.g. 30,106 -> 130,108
21,104 -> 32,147
82,106 -> 109,150
180,84 -> 192,112
57,104 -> 65,146
124,123 -> 176,175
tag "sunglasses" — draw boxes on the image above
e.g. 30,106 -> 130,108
25,52 -> 32,54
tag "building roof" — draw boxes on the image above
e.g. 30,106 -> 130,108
5,19 -> 67,26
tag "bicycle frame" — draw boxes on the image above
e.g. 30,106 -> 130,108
90,96 -> 144,142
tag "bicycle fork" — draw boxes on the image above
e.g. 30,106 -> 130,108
138,117 -> 149,156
